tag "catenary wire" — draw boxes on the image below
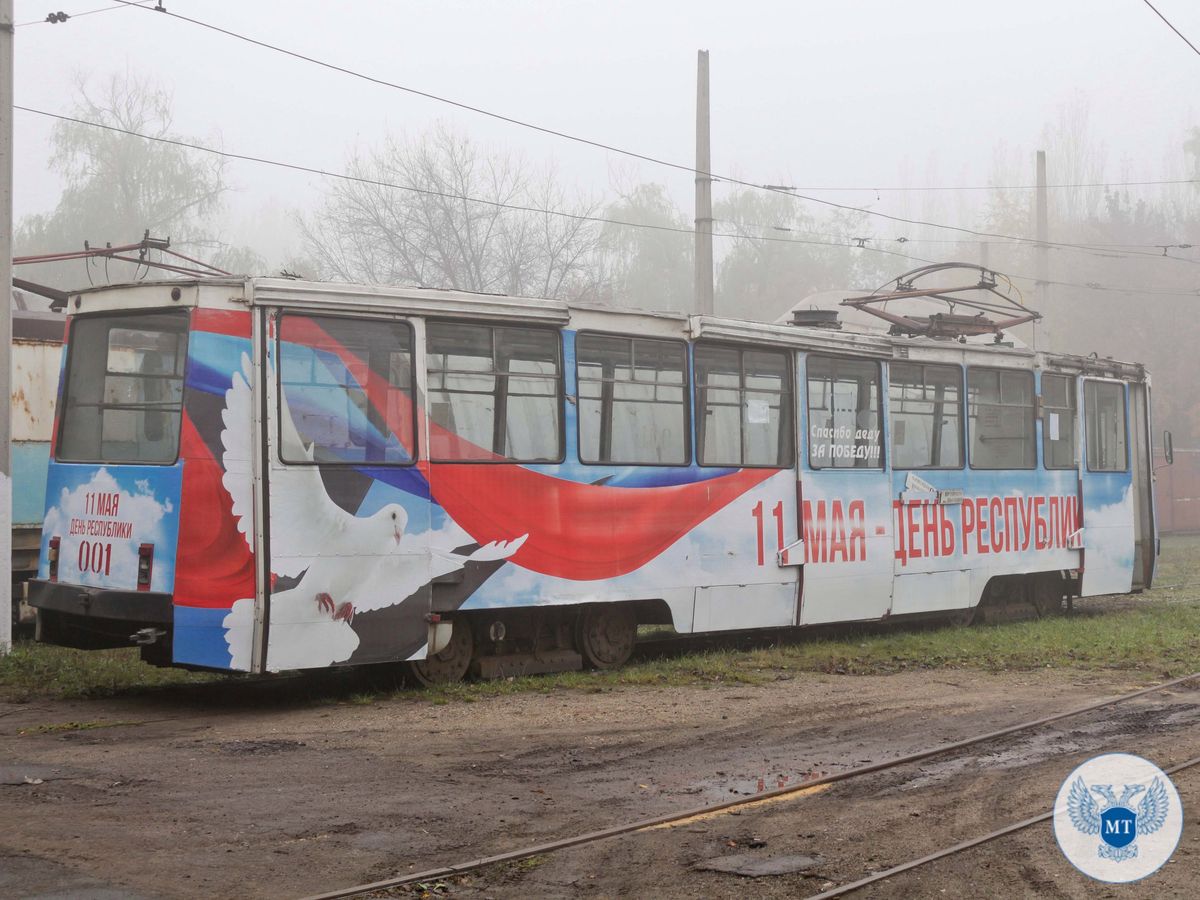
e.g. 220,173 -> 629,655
17,105 -> 1200,298
11,104 -> 936,267
1141,0 -> 1200,58
100,1 -> 1196,261
716,218 -> 1200,265
26,5 -> 1200,197
15,0 -> 154,28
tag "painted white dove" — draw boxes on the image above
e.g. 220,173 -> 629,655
219,352 -> 525,671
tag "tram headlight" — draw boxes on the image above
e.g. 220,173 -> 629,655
48,536 -> 60,582
137,543 -> 155,590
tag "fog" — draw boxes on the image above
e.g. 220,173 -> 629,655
10,0 -> 1200,438
14,2 -> 1200,232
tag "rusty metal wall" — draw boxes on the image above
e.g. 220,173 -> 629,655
1155,448 -> 1200,533
11,338 -> 60,442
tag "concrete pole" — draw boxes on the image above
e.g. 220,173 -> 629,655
694,49 -> 714,317
1035,149 -> 1050,350
1,0 -> 13,654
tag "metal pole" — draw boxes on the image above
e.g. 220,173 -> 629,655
1,0 -> 13,654
694,49 -> 714,317
1035,149 -> 1049,349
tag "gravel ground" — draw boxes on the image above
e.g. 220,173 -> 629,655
3,667 -> 1199,898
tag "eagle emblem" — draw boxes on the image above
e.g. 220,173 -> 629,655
1067,776 -> 1170,862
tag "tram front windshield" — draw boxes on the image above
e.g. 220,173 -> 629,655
57,309 -> 190,464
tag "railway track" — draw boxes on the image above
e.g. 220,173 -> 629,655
802,752 -> 1200,899
301,671 -> 1200,900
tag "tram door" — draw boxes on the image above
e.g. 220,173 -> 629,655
1077,378 -> 1137,596
261,310 -> 435,672
1128,382 -> 1158,589
797,353 -> 894,625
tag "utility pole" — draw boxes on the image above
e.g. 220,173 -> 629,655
1,0 -> 14,654
1035,149 -> 1049,350
694,49 -> 714,316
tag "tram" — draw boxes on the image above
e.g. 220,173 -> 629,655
27,276 -> 1160,682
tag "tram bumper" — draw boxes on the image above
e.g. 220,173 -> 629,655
27,579 -> 173,651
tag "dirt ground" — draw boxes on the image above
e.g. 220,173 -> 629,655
2,666 -> 1199,899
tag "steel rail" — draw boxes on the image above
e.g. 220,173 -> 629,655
300,671 -> 1200,900
803,752 -> 1200,899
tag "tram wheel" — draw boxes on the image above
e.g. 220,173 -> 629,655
575,603 -> 637,670
1030,574 -> 1065,618
405,618 -> 474,686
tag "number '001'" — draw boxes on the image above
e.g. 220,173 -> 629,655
77,540 -> 112,576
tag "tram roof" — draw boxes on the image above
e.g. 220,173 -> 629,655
64,277 -> 1146,382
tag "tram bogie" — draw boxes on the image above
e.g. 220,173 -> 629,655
26,277 -> 1160,680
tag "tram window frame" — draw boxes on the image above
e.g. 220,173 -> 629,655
887,362 -> 964,470
966,367 -> 1036,470
805,355 -> 884,470
1041,373 -> 1077,470
576,332 -> 691,467
56,308 -> 190,466
1084,379 -> 1129,473
277,313 -> 418,468
426,320 -> 565,464
694,343 -> 794,469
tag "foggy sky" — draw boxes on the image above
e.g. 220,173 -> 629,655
10,0 -> 1200,265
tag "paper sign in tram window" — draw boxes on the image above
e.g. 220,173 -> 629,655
1049,412 -> 1061,441
746,398 -> 771,424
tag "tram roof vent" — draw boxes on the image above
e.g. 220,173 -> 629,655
790,308 -> 842,330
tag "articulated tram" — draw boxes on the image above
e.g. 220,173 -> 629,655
27,278 -> 1159,682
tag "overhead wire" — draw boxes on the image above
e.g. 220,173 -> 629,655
716,217 -> 1200,265
751,177 -> 1200,193
11,104 -> 937,267
17,105 -> 1200,299
15,0 -> 154,28
1141,0 -> 1200,58
102,1 -> 1196,263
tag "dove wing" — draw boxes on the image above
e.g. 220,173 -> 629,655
221,353 -> 359,572
220,354 -> 258,552
266,369 -> 367,575
1068,777 -> 1101,835
1137,777 -> 1170,835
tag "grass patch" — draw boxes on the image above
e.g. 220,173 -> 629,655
0,643 -> 219,702
506,854 -> 549,873
4,535 -> 1200,704
403,599 -> 1200,705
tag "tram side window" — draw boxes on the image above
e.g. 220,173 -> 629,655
968,368 -> 1035,469
427,323 -> 561,462
694,346 -> 793,467
806,356 -> 882,469
58,310 -> 189,464
278,315 -> 415,465
577,335 -> 688,465
1042,373 -> 1077,469
1084,380 -> 1128,472
888,363 -> 962,469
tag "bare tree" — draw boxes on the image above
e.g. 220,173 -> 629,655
300,125 -> 602,300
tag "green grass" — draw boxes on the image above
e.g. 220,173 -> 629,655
0,642 -> 219,701
4,535 -> 1200,704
